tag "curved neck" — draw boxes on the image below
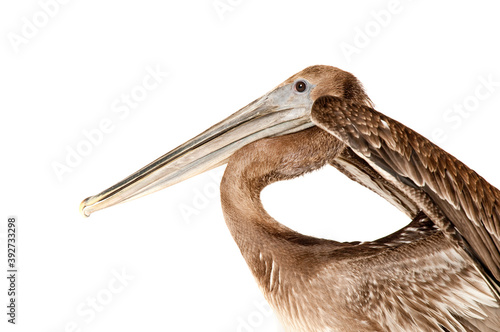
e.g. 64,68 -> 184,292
220,127 -> 345,289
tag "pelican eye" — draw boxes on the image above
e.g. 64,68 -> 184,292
294,80 -> 307,93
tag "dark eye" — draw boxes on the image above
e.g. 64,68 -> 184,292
295,80 -> 307,93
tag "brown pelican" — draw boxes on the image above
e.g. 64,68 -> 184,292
81,66 -> 500,331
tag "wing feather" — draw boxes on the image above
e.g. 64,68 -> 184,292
311,95 -> 500,283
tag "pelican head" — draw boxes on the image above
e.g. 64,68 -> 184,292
80,65 -> 371,217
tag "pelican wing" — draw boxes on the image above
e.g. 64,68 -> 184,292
311,95 -> 500,285
351,213 -> 500,332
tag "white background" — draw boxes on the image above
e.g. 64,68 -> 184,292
2,0 -> 500,331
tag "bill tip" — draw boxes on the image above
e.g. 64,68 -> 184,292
79,197 -> 92,218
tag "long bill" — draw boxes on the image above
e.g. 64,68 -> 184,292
80,84 -> 314,217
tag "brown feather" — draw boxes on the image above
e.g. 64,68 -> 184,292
311,95 -> 500,283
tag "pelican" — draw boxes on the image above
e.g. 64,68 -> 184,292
81,66 -> 500,331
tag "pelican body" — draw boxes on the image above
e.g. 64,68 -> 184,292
81,66 -> 500,331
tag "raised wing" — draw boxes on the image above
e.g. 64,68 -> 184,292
311,95 -> 500,287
